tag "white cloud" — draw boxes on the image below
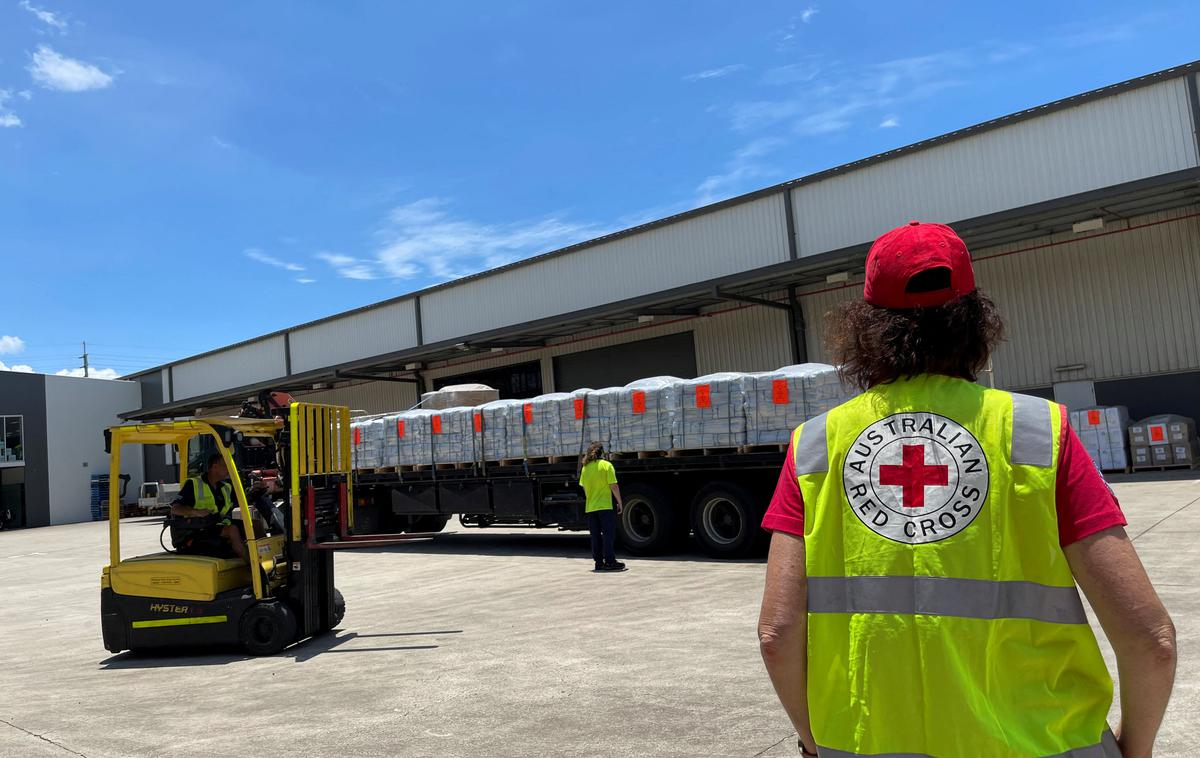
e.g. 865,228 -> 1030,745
19,0 -> 67,31
212,136 -> 234,150
0,335 -> 26,354
18,90 -> 33,100
56,367 -> 120,380
245,248 -> 304,272
800,6 -> 819,23
372,198 -> 602,282
0,91 -> 22,128
695,137 -> 786,205
683,64 -> 747,82
879,115 -> 899,128
0,361 -> 35,374
295,278 -> 316,285
28,45 -> 114,92
317,252 -> 379,281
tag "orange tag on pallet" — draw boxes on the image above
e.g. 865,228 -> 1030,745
432,416 -> 443,434
695,384 -> 711,409
523,403 -> 534,424
631,390 -> 646,414
353,428 -> 362,445
772,380 -> 789,405
396,420 -> 406,439
1087,410 -> 1102,426
473,412 -> 483,433
574,398 -> 585,420
1150,425 -> 1166,442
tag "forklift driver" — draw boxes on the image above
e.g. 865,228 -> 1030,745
169,453 -> 268,562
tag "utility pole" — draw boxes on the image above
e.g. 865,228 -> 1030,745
80,341 -> 90,378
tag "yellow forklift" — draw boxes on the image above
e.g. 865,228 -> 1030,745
100,401 -> 358,655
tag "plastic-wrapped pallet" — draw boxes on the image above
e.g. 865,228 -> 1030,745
611,377 -> 682,453
351,417 -> 386,469
1069,406 -> 1129,472
421,383 -> 499,411
431,407 -> 477,464
555,389 -> 594,459
395,410 -> 437,467
745,364 -> 852,445
479,399 -> 525,461
582,387 -> 620,453
675,373 -> 748,449
379,413 -> 402,467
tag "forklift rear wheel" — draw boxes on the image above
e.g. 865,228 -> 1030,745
333,588 -> 346,628
240,601 -> 298,656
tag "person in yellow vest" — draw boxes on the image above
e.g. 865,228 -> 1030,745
169,453 -> 248,561
758,221 -> 1176,757
578,442 -> 626,572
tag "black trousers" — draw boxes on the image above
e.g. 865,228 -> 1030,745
587,509 -> 617,564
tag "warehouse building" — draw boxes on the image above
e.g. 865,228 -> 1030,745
121,61 -> 1200,486
0,372 -> 143,528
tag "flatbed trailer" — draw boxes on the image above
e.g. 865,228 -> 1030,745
348,449 -> 787,558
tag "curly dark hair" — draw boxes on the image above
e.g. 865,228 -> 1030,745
826,290 -> 1005,391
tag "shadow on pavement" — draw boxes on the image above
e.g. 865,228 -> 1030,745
97,628 -> 459,669
1106,469 -> 1200,484
345,530 -> 766,565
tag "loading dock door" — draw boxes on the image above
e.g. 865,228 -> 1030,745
553,332 -> 697,392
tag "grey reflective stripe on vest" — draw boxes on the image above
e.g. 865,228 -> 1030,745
1011,393 -> 1054,467
816,731 -> 1120,757
794,412 -> 829,476
808,575 -> 1087,624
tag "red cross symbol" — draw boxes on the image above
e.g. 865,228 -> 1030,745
879,444 -> 949,509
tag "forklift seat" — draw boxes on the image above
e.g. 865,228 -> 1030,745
109,553 -> 251,602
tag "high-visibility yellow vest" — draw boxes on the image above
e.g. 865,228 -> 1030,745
793,374 -> 1116,757
191,476 -> 234,526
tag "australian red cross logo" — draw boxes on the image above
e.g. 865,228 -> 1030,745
842,412 -> 989,544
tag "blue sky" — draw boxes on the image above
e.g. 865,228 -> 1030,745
1,1 -> 1197,378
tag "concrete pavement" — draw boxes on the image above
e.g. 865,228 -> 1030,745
0,472 -> 1196,757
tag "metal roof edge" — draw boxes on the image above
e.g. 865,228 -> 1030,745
122,58 -> 1200,382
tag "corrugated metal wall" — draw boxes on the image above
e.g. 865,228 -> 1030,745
791,78 -> 1198,255
420,194 -> 790,343
172,336 -> 288,401
694,299 -> 793,374
296,381 -> 420,415
289,299 -> 419,374
799,204 -> 1200,390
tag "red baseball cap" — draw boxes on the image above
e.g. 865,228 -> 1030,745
863,221 -> 976,309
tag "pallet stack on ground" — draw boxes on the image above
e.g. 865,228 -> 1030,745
1069,406 -> 1130,472
89,474 -> 109,521
1130,414 -> 1199,469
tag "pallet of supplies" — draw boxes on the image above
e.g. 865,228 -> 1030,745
611,377 -> 682,453
745,364 -> 853,446
1069,406 -> 1129,472
394,410 -> 437,467
675,373 -> 748,449
421,383 -> 499,411
430,407 -> 477,465
1130,414 -> 1198,469
478,399 -> 525,461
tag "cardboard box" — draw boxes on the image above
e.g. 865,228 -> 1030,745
1080,429 -> 1102,451
1172,441 -> 1199,464
1168,422 -> 1195,443
1151,445 -> 1172,464
1097,448 -> 1115,471
1132,446 -> 1151,467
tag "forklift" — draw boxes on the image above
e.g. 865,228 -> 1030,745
101,400 -> 357,656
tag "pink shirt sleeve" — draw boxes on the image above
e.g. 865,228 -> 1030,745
762,439 -> 805,537
1054,406 -> 1128,546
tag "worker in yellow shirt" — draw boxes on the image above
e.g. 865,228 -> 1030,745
578,442 -> 626,572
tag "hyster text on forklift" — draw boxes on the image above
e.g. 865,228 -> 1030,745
100,398 -> 408,656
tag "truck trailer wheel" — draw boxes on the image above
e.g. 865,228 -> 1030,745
617,483 -> 680,555
691,482 -> 768,559
240,601 -> 298,656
